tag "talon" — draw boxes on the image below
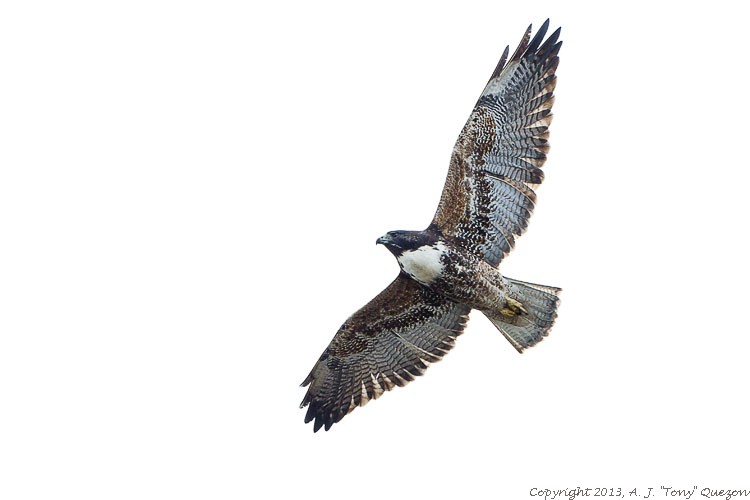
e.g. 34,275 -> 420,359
501,297 -> 527,316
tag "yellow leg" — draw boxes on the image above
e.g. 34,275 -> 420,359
499,297 -> 527,317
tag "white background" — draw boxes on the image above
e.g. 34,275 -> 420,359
2,1 -> 749,498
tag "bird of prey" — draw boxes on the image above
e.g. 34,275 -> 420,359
301,20 -> 563,432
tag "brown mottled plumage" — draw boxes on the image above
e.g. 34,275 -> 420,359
301,20 -> 563,432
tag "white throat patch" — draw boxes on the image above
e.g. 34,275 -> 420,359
397,242 -> 447,285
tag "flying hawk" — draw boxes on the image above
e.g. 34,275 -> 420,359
301,20 -> 563,432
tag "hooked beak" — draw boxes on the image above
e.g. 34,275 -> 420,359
376,235 -> 389,245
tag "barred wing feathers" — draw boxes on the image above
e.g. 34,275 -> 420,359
300,275 -> 470,432
432,20 -> 562,266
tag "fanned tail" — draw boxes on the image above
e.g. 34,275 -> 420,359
484,277 -> 561,353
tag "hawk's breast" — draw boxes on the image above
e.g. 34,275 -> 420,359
397,242 -> 447,285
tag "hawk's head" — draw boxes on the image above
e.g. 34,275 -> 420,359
376,229 -> 438,257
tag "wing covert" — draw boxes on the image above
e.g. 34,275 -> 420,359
432,20 -> 562,266
300,274 -> 470,432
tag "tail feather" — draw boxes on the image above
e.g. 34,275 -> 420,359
485,277 -> 561,353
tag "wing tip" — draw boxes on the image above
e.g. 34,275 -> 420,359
538,27 -> 562,59
511,18 -> 562,61
488,45 -> 510,81
527,19 -> 550,53
503,20 -> 561,72
510,23 -> 533,61
303,399 -> 341,433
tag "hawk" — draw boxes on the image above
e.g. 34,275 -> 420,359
301,20 -> 563,432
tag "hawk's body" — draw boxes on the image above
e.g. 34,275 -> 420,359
391,228 -> 526,314
301,21 -> 563,432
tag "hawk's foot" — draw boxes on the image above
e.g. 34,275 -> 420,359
500,297 -> 528,317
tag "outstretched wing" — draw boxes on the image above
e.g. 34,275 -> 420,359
432,20 -> 562,266
300,274 -> 470,432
